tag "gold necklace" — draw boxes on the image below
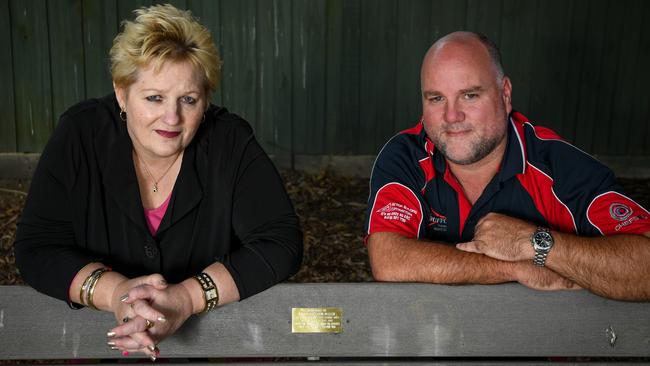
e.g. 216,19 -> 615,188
135,151 -> 181,193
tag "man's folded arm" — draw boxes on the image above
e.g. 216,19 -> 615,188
367,231 -> 578,291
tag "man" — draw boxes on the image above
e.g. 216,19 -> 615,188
365,31 -> 650,301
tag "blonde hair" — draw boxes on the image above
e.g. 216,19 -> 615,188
110,4 -> 221,93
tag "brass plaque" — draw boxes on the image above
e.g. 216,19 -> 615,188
291,307 -> 342,333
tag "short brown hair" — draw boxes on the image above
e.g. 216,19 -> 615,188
110,4 -> 222,93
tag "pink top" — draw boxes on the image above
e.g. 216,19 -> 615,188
144,193 -> 172,235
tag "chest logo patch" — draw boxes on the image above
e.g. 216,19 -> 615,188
376,202 -> 418,223
427,208 -> 448,232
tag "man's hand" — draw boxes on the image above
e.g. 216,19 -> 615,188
513,261 -> 581,291
456,212 -> 536,261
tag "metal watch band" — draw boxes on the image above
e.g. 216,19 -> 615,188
532,227 -> 553,267
533,252 -> 549,267
193,272 -> 219,313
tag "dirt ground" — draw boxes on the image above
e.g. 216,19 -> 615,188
1,173 -> 649,285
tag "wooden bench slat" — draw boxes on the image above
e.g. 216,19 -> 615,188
1,284 -> 648,360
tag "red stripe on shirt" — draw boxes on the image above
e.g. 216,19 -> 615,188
517,163 -> 577,233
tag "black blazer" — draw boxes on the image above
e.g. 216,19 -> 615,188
15,94 -> 303,304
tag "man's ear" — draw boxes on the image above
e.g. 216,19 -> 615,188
502,76 -> 513,115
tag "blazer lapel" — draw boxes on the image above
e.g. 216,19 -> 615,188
156,142 -> 203,235
97,97 -> 149,232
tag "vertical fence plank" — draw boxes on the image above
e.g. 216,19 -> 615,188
590,0 -> 624,155
11,0 -> 53,152
154,0 -> 187,9
256,0 -> 292,155
48,0 -> 86,123
499,0 -> 537,118
607,0 -> 643,155
527,0 -> 573,135
430,0 -> 467,41
394,0 -> 431,132
572,0 -> 606,154
220,0 -> 257,128
628,0 -> 650,155
325,0 -> 361,154
0,0 -> 17,152
292,0 -> 326,154
557,0 -> 589,144
359,0 -> 398,154
117,0 -> 153,26
83,0 -> 117,99
466,0 -> 502,42
187,0 -> 223,106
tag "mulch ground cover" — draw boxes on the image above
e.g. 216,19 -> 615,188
1,173 -> 649,285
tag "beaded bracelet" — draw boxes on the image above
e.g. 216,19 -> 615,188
79,267 -> 111,309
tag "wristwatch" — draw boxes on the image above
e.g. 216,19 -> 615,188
193,272 -> 219,313
531,226 -> 554,267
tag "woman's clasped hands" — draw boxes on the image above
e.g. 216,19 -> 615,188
106,274 -> 196,361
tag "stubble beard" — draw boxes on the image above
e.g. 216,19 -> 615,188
432,128 -> 506,166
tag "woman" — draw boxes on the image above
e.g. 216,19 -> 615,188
14,4 -> 302,360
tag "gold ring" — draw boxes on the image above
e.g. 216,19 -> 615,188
145,319 -> 155,329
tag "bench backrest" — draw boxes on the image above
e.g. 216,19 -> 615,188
1,283 -> 648,362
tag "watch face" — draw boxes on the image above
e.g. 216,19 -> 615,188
206,288 -> 217,300
534,231 -> 553,250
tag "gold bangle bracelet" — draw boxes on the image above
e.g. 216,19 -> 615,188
82,267 -> 111,309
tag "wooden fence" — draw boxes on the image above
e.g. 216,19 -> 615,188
1,0 -> 650,159
1,283 -> 649,364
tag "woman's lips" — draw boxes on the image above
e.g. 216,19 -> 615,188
156,130 -> 181,138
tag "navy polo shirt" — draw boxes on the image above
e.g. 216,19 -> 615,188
365,111 -> 650,243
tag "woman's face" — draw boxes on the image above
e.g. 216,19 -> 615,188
115,61 -> 207,160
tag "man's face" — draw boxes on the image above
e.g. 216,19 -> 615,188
420,39 -> 512,166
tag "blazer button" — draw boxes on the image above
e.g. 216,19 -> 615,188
144,244 -> 158,259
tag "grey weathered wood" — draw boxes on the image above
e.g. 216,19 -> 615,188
1,283 -> 649,360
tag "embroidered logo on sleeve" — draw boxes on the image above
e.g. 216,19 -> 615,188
376,202 -> 418,223
368,182 -> 423,238
587,192 -> 650,235
609,203 -> 633,221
